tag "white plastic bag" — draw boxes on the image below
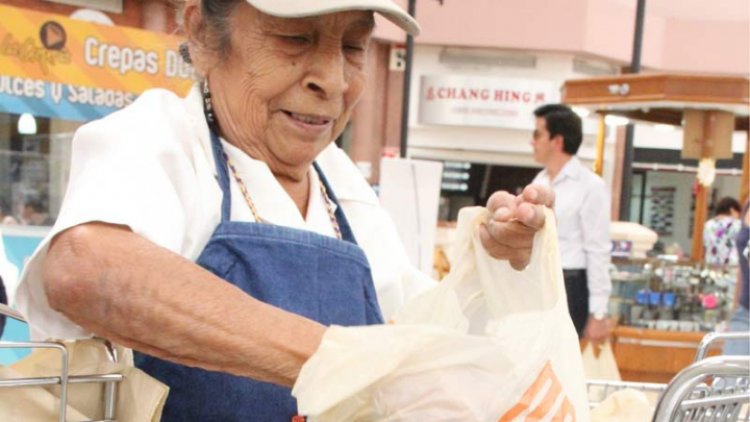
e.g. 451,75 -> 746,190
582,341 -> 622,408
582,342 -> 621,381
589,389 -> 654,422
293,207 -> 589,421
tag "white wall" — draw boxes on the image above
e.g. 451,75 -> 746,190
641,171 -> 743,255
634,124 -> 747,153
405,46 -> 619,190
713,176 -> 742,202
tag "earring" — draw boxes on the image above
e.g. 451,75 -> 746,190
202,79 -> 216,125
178,42 -> 192,64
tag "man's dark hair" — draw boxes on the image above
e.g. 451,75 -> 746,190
24,197 -> 48,214
534,104 -> 583,155
715,196 -> 741,216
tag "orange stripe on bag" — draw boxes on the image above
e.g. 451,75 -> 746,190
498,362 -> 576,422
527,374 -> 562,420
553,397 -> 576,421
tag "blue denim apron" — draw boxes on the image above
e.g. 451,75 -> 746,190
135,129 -> 384,421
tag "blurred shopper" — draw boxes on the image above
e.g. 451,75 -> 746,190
0,225 -> 19,338
21,197 -> 53,226
14,1 -> 554,420
723,200 -> 749,355
703,196 -> 742,267
530,104 -> 612,344
0,200 -> 18,225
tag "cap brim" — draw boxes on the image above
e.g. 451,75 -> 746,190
247,0 -> 420,36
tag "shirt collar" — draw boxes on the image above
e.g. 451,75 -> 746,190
554,156 -> 583,183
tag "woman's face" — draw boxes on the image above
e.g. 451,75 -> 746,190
205,4 -> 374,179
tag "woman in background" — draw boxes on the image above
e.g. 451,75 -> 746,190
703,196 -> 742,267
723,200 -> 749,356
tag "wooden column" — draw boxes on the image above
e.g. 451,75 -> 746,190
691,183 -> 709,261
611,126 -> 628,221
594,113 -> 606,176
741,129 -> 749,205
688,111 -> 729,261
689,113 -> 709,261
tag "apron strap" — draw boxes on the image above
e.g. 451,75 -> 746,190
312,162 -> 358,245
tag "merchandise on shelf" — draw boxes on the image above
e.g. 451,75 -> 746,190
609,257 -> 737,333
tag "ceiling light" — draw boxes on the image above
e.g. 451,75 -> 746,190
18,113 -> 37,135
572,107 -> 591,118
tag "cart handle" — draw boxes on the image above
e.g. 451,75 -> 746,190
0,341 -> 70,422
695,331 -> 750,362
0,303 -> 119,363
652,356 -> 750,422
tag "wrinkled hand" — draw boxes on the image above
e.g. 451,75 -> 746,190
478,185 -> 554,270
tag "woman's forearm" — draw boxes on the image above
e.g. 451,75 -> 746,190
42,222 -> 324,387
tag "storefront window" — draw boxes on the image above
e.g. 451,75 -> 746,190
438,161 -> 540,221
0,112 -> 78,227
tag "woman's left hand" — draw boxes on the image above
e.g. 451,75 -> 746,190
478,185 -> 554,270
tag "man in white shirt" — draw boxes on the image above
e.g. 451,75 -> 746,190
531,104 -> 612,344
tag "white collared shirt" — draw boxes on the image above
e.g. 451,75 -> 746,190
15,85 -> 435,340
220,140 -> 337,238
532,156 -> 612,315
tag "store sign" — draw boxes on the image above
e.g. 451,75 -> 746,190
419,75 -> 560,130
0,4 -> 193,121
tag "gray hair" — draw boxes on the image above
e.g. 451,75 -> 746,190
174,0 -> 242,64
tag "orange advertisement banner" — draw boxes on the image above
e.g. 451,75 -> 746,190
0,4 -> 193,96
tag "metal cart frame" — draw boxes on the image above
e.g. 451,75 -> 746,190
587,379 -> 667,409
653,355 -> 749,421
586,331 -> 750,421
0,303 -> 124,422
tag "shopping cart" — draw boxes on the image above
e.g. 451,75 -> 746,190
586,331 -> 750,421
652,355 -> 749,421
0,303 -> 124,422
695,331 -> 750,362
586,378 -> 667,409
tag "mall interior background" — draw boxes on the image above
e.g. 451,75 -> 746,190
0,0 -> 746,257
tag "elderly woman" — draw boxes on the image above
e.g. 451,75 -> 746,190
16,0 -> 552,420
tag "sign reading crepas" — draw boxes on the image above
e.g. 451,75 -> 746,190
418,75 -> 560,130
0,4 -> 193,121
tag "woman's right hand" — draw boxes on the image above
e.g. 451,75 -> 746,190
478,185 -> 554,270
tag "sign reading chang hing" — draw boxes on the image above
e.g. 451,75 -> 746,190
0,4 -> 193,122
418,75 -> 561,130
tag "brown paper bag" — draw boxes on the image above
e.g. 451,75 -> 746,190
0,366 -> 90,421
1,339 -> 168,421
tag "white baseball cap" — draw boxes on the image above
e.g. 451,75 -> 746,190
246,0 -> 420,35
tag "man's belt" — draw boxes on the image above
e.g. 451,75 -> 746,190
562,269 -> 586,278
